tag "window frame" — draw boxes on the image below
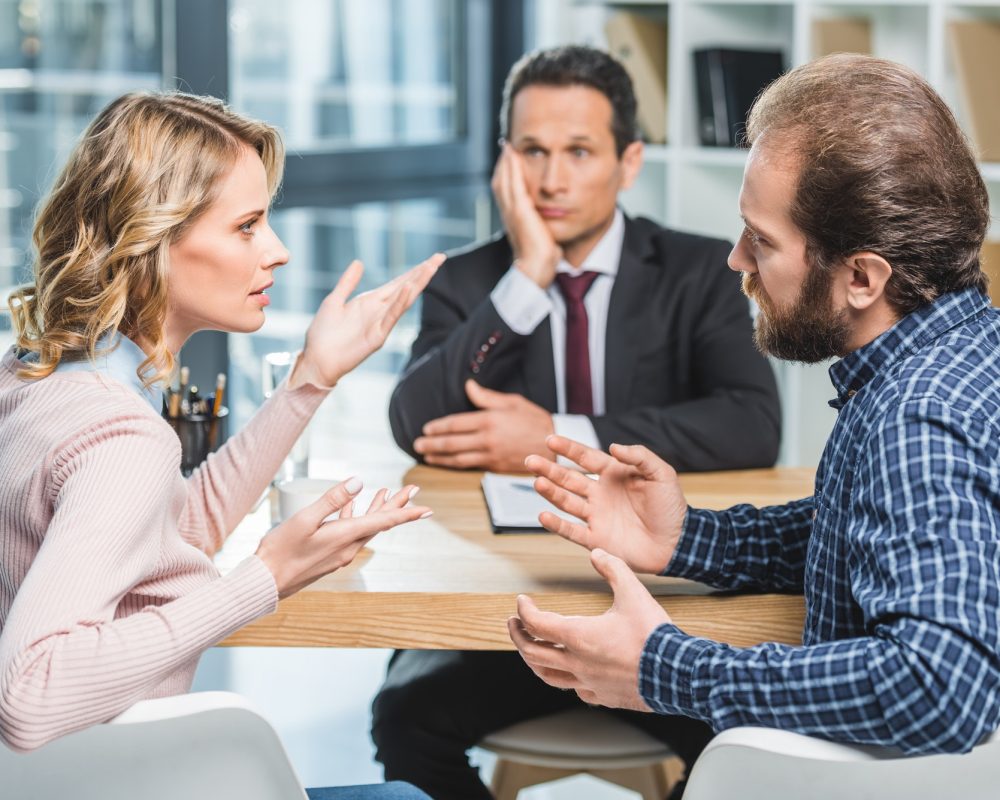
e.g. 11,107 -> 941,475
171,0 -> 524,381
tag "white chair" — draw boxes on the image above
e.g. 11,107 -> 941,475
0,691 -> 308,800
479,707 -> 684,800
684,725 -> 1000,800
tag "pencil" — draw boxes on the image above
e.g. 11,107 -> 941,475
212,373 -> 226,417
167,364 -> 181,417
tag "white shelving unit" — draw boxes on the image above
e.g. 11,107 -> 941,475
534,0 -> 1000,467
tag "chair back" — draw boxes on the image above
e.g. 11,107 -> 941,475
684,726 -> 1000,800
0,691 -> 308,800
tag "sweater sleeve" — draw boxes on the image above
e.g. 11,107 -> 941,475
0,412 -> 277,752
177,372 -> 331,555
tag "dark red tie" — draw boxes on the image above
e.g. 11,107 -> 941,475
555,271 -> 600,415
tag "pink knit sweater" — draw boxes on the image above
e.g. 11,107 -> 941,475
0,348 -> 329,752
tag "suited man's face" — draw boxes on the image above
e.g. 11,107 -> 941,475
508,84 -> 643,266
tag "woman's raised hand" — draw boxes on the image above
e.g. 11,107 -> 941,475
291,253 -> 445,389
255,478 -> 431,599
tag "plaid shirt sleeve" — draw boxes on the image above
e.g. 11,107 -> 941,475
640,396 -> 1000,754
665,498 -> 815,592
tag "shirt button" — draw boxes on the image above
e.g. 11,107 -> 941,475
471,365 -> 480,374
846,390 -> 857,399
475,354 -> 485,364
487,336 -> 497,346
481,344 -> 489,352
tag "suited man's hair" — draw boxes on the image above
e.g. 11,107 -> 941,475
499,45 -> 640,157
748,54 -> 989,315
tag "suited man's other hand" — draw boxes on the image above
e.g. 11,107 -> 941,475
524,436 -> 687,575
492,142 -> 562,289
413,380 -> 556,472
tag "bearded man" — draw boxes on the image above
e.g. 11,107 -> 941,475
512,53 -> 1000,797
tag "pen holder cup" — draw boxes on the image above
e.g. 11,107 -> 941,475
167,406 -> 228,476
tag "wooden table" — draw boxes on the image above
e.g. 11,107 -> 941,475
220,465 -> 814,650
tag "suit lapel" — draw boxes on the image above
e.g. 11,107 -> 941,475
486,234 -> 558,410
605,219 -> 657,413
522,316 -> 558,410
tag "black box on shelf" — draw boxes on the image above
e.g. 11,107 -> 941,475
694,48 -> 785,147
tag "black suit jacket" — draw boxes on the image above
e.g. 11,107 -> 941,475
389,215 -> 781,471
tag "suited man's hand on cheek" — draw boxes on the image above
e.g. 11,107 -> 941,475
508,548 -> 668,712
412,380 -> 556,471
492,142 -> 562,289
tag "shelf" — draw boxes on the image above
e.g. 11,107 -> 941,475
642,143 -> 670,162
979,162 -> 1000,182
673,146 -> 749,168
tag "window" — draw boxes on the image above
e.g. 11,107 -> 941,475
0,0 -> 164,347
0,0 -> 522,426
230,0 -> 462,151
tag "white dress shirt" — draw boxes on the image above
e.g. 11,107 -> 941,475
489,208 -> 625,451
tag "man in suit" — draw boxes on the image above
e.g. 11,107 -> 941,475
372,45 -> 780,799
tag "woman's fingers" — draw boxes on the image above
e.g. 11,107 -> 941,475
329,260 -> 365,305
365,488 -> 389,515
298,477 -> 363,527
321,503 -> 431,543
389,485 -> 420,509
373,253 -> 445,298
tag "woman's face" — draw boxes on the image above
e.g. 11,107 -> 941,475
165,145 -> 289,351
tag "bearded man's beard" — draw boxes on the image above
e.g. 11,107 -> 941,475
742,267 -> 851,363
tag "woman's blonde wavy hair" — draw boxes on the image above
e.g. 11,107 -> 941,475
8,90 -> 284,386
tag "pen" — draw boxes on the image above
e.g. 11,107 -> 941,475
212,373 -> 226,417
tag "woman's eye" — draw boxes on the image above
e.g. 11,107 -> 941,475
239,219 -> 257,235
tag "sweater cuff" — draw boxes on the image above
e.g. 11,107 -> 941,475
639,622 -> 722,718
215,555 -> 279,634
279,354 -> 335,413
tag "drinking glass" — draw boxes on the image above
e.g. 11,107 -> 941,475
262,351 -> 310,482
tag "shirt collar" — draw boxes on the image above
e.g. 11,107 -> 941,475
827,287 -> 992,409
28,332 -> 165,412
555,208 -> 625,278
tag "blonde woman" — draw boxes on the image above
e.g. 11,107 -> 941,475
0,91 -> 440,800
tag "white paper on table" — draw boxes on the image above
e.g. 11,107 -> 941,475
481,472 -> 585,533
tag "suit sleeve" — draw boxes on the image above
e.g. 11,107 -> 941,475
589,241 -> 781,471
388,263 -> 537,458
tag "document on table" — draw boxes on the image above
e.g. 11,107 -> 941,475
481,472 -> 585,533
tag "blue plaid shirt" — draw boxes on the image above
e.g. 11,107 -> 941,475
639,288 -> 1000,754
